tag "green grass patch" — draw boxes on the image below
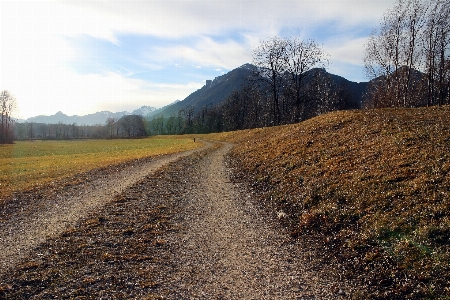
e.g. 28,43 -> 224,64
0,136 -> 200,198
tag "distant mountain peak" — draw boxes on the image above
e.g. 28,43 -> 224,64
22,105 -> 158,126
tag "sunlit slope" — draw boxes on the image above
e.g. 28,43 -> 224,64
217,106 -> 449,297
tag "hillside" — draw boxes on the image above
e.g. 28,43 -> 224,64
210,106 -> 450,298
152,64 -> 257,117
152,64 -> 369,119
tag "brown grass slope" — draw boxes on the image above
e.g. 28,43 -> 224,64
223,106 -> 450,299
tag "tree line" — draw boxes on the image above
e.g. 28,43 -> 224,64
144,72 -> 352,135
14,115 -> 149,140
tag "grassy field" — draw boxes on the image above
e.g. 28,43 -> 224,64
203,106 -> 450,298
0,136 -> 200,199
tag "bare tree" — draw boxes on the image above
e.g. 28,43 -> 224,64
364,0 -> 449,108
423,0 -> 450,105
365,0 -> 411,107
106,117 -> 117,138
253,37 -> 329,124
283,38 -> 329,122
252,37 -> 287,125
0,90 -> 16,143
184,106 -> 195,133
150,115 -> 164,135
29,122 -> 35,140
119,115 -> 147,137
165,113 -> 177,135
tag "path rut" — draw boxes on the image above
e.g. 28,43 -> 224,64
0,145 -> 206,275
152,142 -> 351,299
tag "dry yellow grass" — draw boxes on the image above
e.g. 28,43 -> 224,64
203,106 -> 450,298
0,136 -> 200,198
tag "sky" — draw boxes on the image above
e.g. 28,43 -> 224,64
0,0 -> 396,119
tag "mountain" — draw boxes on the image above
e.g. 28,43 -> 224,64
151,64 -> 258,117
24,106 -> 157,126
150,64 -> 369,118
324,72 -> 369,108
131,106 -> 158,116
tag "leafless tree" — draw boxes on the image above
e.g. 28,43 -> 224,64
423,0 -> 450,105
253,37 -> 329,124
364,0 -> 449,107
29,122 -> 35,140
0,90 -> 16,143
165,113 -> 177,135
253,37 -> 287,125
283,38 -> 329,122
106,117 -> 117,138
119,115 -> 147,137
305,70 -> 347,117
150,115 -> 164,135
184,105 -> 195,133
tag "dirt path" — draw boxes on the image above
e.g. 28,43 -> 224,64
0,142 -> 354,298
0,144 -> 207,275
152,142 -> 351,299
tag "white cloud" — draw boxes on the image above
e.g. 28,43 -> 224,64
1,0 -> 397,118
324,36 -> 368,67
9,65 -> 202,119
26,1 -> 394,42
150,37 -> 252,69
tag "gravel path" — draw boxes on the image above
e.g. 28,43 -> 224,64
0,145 -> 206,276
0,142 -> 354,299
151,142 -> 351,299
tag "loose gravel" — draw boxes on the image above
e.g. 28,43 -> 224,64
0,142 -> 355,299
0,145 -> 205,275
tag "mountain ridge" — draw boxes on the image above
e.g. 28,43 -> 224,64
19,106 -> 158,126
151,63 -> 370,118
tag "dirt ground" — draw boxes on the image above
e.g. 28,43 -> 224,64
0,142 -> 356,299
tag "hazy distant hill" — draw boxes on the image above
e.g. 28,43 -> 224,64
23,106 -> 157,126
131,106 -> 158,116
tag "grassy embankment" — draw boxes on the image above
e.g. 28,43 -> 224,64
0,136 -> 200,199
204,106 -> 450,299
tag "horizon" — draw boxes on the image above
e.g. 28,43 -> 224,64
1,0 -> 396,119
15,103 -> 165,121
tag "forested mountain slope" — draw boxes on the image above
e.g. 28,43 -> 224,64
153,64 -> 368,119
151,64 -> 257,117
